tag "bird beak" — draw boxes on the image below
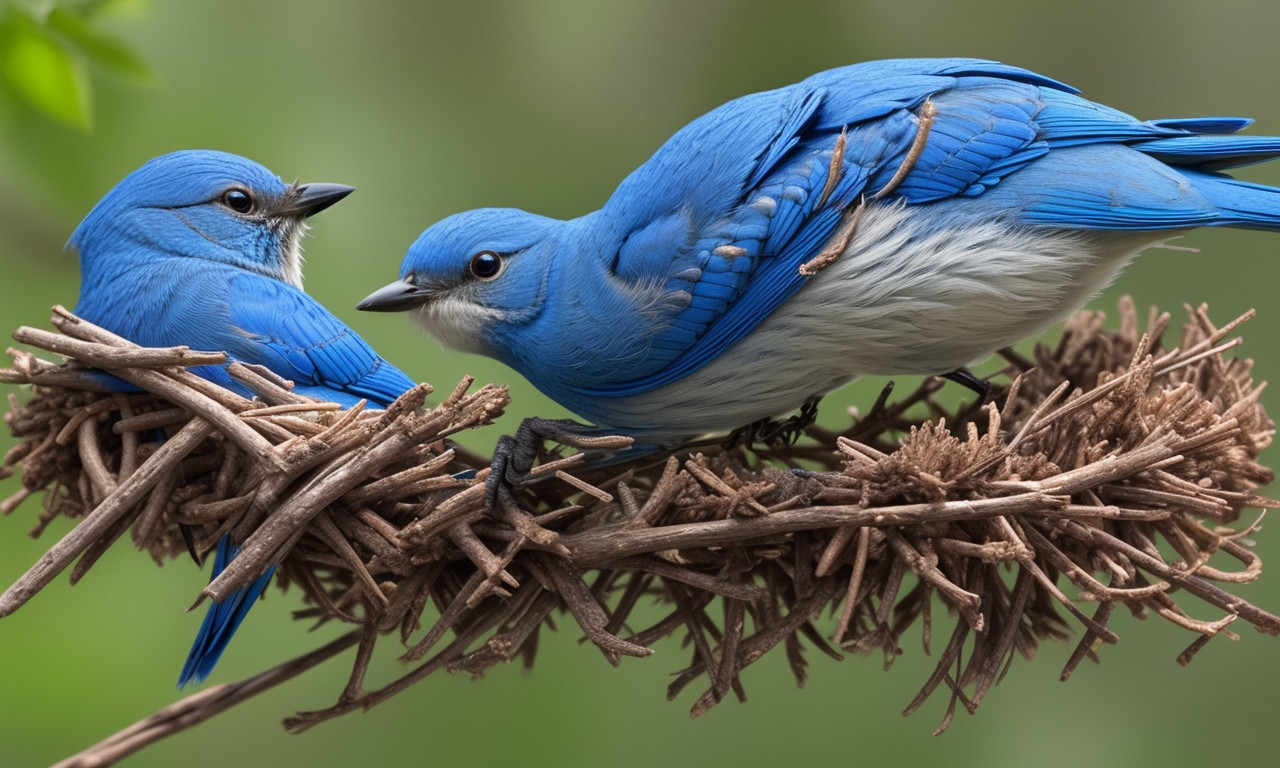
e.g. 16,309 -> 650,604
277,182 -> 355,218
357,278 -> 433,312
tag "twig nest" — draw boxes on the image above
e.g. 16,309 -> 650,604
2,298 -> 1278,750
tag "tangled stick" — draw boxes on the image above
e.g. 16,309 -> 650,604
3,298 -> 1279,766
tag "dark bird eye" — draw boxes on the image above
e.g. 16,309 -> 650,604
223,188 -> 254,214
469,250 -> 503,280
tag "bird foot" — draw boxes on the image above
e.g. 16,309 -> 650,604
486,417 -> 633,507
727,398 -> 821,449
941,367 -> 992,403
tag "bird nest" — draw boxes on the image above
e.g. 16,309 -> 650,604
3,299 -> 1279,766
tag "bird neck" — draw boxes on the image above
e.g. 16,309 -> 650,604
497,222 -> 679,402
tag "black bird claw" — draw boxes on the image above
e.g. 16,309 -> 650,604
942,367 -> 992,403
484,417 -> 630,507
727,397 -> 822,449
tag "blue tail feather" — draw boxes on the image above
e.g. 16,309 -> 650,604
177,535 -> 276,687
1182,170 -> 1280,231
1139,135 -> 1280,171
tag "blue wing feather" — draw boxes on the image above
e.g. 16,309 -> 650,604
1135,135 -> 1280,171
871,83 -> 1045,202
77,262 -> 415,687
171,279 -> 411,685
177,536 -> 275,686
226,273 -> 415,408
587,61 -> 1052,395
566,57 -> 1280,399
76,263 -> 415,408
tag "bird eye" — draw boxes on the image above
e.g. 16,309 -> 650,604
468,250 -> 504,280
222,188 -> 254,214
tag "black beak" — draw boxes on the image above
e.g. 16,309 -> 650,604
357,278 -> 434,312
277,182 -> 355,218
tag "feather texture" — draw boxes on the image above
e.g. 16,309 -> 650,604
366,57 -> 1280,445
71,150 -> 414,685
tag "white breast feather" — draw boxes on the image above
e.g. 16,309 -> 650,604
280,219 -> 308,289
593,202 -> 1172,441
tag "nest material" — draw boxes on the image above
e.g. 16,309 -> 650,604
3,299 -> 1280,764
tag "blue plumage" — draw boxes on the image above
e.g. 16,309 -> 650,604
176,537 -> 276,686
71,150 -> 415,685
360,57 -> 1280,443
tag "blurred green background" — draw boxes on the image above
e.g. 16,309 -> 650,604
3,1 -> 1280,766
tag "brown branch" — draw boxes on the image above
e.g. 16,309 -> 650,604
0,417 -> 215,617
50,631 -> 361,768
2,299 -> 1278,765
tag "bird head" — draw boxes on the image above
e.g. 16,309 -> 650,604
358,208 -> 560,357
70,149 -> 353,287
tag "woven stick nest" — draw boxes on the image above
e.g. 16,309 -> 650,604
3,298 -> 1279,766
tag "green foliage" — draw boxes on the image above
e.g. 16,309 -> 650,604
0,0 -> 155,130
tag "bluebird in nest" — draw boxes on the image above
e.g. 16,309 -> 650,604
72,150 -> 414,685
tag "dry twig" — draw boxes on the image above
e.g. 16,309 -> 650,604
2,298 -> 1278,766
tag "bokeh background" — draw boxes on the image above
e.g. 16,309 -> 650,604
3,1 -> 1279,766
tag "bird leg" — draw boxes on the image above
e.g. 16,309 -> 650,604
726,397 -> 822,449
487,417 -> 632,507
799,99 -> 936,276
941,367 -> 991,402
488,417 -> 580,505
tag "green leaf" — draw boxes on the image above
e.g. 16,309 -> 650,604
0,12 -> 93,129
46,6 -> 158,85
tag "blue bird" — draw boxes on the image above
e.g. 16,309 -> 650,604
70,149 -> 416,686
359,57 -> 1280,447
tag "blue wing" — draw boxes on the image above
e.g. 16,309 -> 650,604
224,273 -> 415,408
177,536 -> 275,687
181,278 -> 412,680
581,57 -> 1280,398
74,264 -> 415,408
75,263 -> 415,686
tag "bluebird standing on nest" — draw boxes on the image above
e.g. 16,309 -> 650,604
360,57 -> 1280,447
71,150 -> 415,685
